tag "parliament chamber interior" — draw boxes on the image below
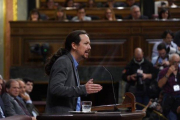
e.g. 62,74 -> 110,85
1,0 -> 180,120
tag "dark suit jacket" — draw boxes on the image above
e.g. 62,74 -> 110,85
17,96 -> 39,117
45,53 -> 87,114
2,93 -> 26,117
125,15 -> 148,20
0,96 -> 5,118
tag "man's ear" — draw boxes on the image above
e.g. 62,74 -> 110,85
71,42 -> 77,50
6,88 -> 9,93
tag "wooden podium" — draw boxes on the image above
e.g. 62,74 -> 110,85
37,93 -> 145,120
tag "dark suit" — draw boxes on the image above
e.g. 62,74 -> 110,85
46,53 -> 87,114
0,96 -> 5,118
125,15 -> 148,20
17,96 -> 39,117
2,93 -> 26,117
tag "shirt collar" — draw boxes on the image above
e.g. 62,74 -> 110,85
71,54 -> 78,69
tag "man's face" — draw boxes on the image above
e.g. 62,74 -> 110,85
77,9 -> 85,19
126,0 -> 135,6
73,34 -> 91,60
67,0 -> 74,7
0,79 -> 3,94
19,81 -> 26,94
7,81 -> 19,97
171,56 -> 180,70
25,81 -> 33,93
131,7 -> 141,19
134,52 -> 143,62
158,49 -> 167,59
164,33 -> 173,45
47,0 -> 55,9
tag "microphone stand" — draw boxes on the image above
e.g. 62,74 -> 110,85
103,66 -> 120,111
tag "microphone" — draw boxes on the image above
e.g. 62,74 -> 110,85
102,66 -> 120,111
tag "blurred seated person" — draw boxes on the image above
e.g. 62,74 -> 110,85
152,43 -> 169,71
71,7 -> 91,21
103,8 -> 116,21
120,0 -> 139,7
64,0 -> 74,7
42,0 -> 58,9
86,0 -> 96,8
154,0 -> 168,15
2,79 -> 35,119
122,48 -> 154,110
29,9 -> 42,21
125,5 -> 148,20
0,75 -> 5,118
104,0 -> 121,8
158,8 -> 170,20
152,30 -> 178,59
167,0 -> 177,7
17,79 -> 39,117
49,8 -> 68,21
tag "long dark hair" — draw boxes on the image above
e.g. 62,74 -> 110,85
158,8 -> 170,19
45,30 -> 88,75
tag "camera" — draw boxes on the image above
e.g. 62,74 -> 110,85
157,64 -> 164,70
149,98 -> 159,109
136,73 -> 143,85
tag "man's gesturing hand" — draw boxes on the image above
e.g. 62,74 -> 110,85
85,79 -> 102,94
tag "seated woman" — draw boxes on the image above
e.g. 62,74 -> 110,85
29,9 -> 42,21
50,8 -> 68,21
103,8 -> 116,21
64,0 -> 74,7
42,0 -> 58,9
158,8 -> 171,20
86,0 -> 96,8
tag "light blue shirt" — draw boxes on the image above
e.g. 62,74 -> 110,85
151,56 -> 168,66
71,54 -> 81,111
152,40 -> 178,59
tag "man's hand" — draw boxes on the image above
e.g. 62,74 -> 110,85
20,93 -> 30,101
32,117 -> 36,120
167,65 -> 176,75
162,61 -> 170,66
130,74 -> 136,81
85,79 -> 102,94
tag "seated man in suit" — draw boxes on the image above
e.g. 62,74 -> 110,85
23,78 -> 34,103
17,79 -> 39,117
0,75 -> 5,118
71,7 -> 91,21
125,5 -> 148,20
2,79 -> 36,120
120,0 -> 139,7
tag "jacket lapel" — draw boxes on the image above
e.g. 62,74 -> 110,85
67,53 -> 79,86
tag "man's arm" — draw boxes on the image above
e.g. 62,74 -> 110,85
158,66 -> 174,88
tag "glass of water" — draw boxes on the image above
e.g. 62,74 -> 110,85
82,101 -> 92,112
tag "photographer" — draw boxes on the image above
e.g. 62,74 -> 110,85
152,30 -> 178,59
122,48 -> 155,109
158,53 -> 180,120
142,98 -> 164,120
152,42 -> 169,71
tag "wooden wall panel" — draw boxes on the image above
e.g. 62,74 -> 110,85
10,20 -> 180,67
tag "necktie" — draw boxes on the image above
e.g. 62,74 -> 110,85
14,97 -> 31,116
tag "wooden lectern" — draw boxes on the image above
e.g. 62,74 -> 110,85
37,92 -> 145,120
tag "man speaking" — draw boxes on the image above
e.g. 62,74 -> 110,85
45,30 -> 102,114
